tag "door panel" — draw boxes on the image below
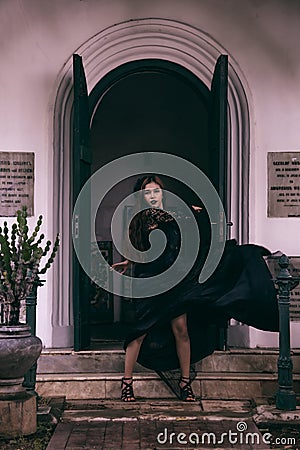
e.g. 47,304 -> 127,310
73,54 -> 92,351
209,54 -> 228,214
209,54 -> 229,350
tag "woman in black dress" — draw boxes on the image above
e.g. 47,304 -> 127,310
112,175 -> 279,402
113,175 -> 199,401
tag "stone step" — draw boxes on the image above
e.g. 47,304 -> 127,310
37,348 -> 300,375
36,371 -> 300,401
61,398 -> 254,422
36,349 -> 300,401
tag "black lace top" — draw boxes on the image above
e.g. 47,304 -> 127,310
132,208 -> 181,278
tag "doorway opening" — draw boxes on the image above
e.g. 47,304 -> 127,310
88,59 -> 217,347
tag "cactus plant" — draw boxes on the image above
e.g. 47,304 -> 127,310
0,206 -> 59,325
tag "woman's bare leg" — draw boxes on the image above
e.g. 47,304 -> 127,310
122,334 -> 146,401
124,334 -> 146,378
171,314 -> 191,378
171,314 -> 195,401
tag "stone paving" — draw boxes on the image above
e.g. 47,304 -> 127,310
44,398 -> 300,450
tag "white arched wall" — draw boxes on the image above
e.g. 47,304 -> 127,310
51,18 -> 251,348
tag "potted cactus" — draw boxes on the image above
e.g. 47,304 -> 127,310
0,206 -> 59,437
0,206 -> 59,326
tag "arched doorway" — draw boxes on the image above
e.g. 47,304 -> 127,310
52,19 -> 250,349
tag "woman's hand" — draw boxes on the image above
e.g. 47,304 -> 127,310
111,259 -> 132,274
191,205 -> 202,213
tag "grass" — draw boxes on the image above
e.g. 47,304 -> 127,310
0,422 -> 56,450
0,396 -> 64,450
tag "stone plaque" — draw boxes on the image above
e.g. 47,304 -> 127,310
268,152 -> 300,217
0,152 -> 34,216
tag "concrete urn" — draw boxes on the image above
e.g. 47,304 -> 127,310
0,324 -> 42,437
0,324 -> 42,398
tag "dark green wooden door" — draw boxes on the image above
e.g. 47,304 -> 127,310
209,54 -> 228,214
209,54 -> 228,350
73,54 -> 92,351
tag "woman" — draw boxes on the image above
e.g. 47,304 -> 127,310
113,175 -> 199,401
112,175 -> 279,402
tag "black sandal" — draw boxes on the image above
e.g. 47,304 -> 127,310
179,376 -> 196,402
121,377 -> 136,402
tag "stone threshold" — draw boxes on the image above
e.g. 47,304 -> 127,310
40,348 -> 289,355
37,371 -> 286,382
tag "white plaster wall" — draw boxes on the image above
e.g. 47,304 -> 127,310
0,0 -> 299,347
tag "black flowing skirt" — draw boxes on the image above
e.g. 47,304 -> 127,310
124,240 -> 279,371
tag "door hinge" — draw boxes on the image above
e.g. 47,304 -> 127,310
74,214 -> 79,239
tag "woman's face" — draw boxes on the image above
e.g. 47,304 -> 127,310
143,182 -> 163,209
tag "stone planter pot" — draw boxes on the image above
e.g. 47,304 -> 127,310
0,324 -> 42,437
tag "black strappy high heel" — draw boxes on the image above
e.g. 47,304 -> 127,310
178,376 -> 196,402
121,377 -> 136,402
